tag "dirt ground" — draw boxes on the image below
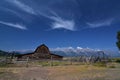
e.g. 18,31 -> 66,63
0,64 -> 120,80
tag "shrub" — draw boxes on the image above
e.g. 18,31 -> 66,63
108,65 -> 116,68
93,62 -> 107,67
38,61 -> 50,66
115,59 -> 120,63
113,58 -> 120,63
0,63 -> 9,67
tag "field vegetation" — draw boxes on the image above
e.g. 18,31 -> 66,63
0,58 -> 120,80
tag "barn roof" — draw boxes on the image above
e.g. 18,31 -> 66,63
16,44 -> 63,58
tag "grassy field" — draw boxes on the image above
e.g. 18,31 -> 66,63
0,62 -> 120,80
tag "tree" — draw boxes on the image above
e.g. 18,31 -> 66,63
116,31 -> 120,50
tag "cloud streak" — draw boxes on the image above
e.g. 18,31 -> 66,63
50,16 -> 75,31
0,21 -> 27,30
6,0 -> 76,31
87,19 -> 113,28
38,10 -> 76,31
7,0 -> 36,15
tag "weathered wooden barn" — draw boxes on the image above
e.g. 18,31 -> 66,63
17,44 -> 63,60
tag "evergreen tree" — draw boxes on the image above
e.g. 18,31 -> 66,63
116,31 -> 120,50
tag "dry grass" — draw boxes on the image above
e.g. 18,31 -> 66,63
47,65 -> 106,80
0,63 -> 120,80
0,67 -> 49,80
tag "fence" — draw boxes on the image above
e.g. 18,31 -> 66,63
0,54 -> 110,67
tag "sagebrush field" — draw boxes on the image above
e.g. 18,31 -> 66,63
0,61 -> 120,80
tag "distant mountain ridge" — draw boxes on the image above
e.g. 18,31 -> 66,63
51,47 -> 120,57
0,50 -> 9,56
0,50 -> 20,56
51,48 -> 104,57
0,47 -> 120,58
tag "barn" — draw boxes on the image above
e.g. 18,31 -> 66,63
17,44 -> 63,60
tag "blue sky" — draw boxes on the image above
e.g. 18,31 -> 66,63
0,0 -> 120,51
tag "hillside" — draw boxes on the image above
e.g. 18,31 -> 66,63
0,50 -> 20,57
0,50 -> 9,56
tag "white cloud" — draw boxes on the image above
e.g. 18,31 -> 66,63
87,19 -> 113,28
2,7 -> 29,22
50,16 -> 75,31
37,10 -> 76,31
0,21 -> 27,30
6,0 -> 76,31
7,0 -> 36,15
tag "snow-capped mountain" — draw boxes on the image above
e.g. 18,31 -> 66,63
51,47 -> 104,57
51,47 -> 120,57
13,47 -> 120,57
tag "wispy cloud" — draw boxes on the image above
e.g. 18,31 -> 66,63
6,0 -> 36,15
38,10 -> 76,31
1,7 -> 29,22
50,16 -> 75,31
6,0 -> 76,31
0,21 -> 27,30
87,19 -> 113,28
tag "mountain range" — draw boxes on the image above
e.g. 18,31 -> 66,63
0,47 -> 120,58
51,47 -> 108,57
17,47 -> 120,58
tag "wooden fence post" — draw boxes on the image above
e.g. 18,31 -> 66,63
50,55 -> 53,67
26,57 -> 29,68
70,57 -> 72,65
